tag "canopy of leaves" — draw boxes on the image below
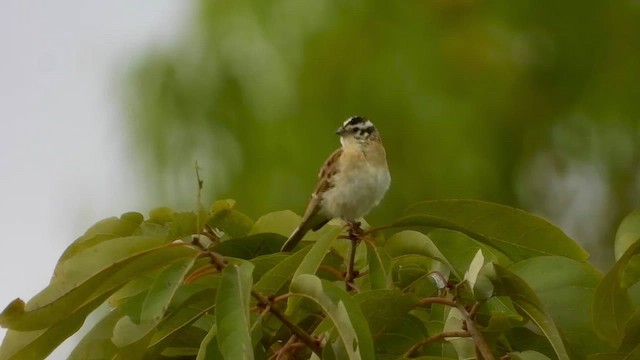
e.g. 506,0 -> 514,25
1,199 -> 638,359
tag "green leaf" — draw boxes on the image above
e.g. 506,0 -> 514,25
290,274 -> 375,360
384,230 -> 458,279
509,350 -> 553,360
354,289 -> 419,336
428,229 -> 512,278
511,256 -> 610,357
492,264 -> 571,360
215,261 -> 255,360
253,246 -> 311,295
57,214 -> 144,265
593,240 -> 640,348
285,225 -> 342,317
0,297 -> 101,360
149,289 -> 217,349
249,210 -> 300,237
210,233 -> 286,259
365,241 -> 391,290
479,296 -> 523,332
111,256 -> 198,347
196,324 -> 222,360
399,199 -> 588,261
208,199 -> 254,238
0,244 -> 197,331
615,211 -> 640,260
68,307 -> 122,360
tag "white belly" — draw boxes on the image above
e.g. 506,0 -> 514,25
320,162 -> 391,220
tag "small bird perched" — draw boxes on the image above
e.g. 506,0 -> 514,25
280,116 -> 391,252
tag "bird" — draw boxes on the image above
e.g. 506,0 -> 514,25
280,116 -> 391,252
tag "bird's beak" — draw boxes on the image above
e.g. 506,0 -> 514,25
335,126 -> 346,136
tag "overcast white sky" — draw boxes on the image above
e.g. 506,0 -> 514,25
0,1 -> 191,358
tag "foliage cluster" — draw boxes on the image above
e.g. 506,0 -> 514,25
1,199 -> 640,359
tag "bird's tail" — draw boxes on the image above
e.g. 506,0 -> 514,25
281,226 -> 309,252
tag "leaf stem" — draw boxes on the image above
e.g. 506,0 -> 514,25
251,290 -> 322,356
403,331 -> 471,358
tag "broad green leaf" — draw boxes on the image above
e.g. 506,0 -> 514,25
374,314 -> 429,356
463,249 -> 484,296
593,240 -> 640,348
442,307 -> 476,360
353,289 -> 419,336
112,256 -> 198,347
492,264 -> 571,360
196,324 -> 222,360
509,351 -> 553,360
68,308 -> 122,360
215,261 -> 255,360
615,211 -> 640,260
479,296 -> 523,332
391,255 -> 443,297
428,229 -> 512,277
0,292 -> 110,360
57,213 -> 144,265
285,225 -> 342,317
141,256 -> 198,323
619,310 -> 640,352
511,256 -> 610,357
399,199 -> 588,261
149,289 -> 217,349
210,233 -> 286,259
54,236 -> 168,288
253,246 -> 311,295
290,274 -> 375,360
0,244 -> 197,331
384,230 -> 459,279
208,199 -> 254,238
249,210 -> 300,236
249,253 -> 288,281
365,241 -> 391,290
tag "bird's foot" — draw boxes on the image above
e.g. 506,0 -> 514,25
346,220 -> 363,240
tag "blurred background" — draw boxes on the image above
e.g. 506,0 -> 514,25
1,0 -> 640,357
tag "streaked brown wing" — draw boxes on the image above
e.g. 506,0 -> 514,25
298,147 -> 343,228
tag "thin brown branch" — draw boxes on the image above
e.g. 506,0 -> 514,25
456,303 -> 495,360
403,331 -> 471,358
318,265 -> 345,280
418,297 -> 457,307
345,238 -> 359,291
251,290 -> 322,356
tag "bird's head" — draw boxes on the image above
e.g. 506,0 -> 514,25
336,116 -> 380,145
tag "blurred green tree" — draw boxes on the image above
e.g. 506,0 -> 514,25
124,0 -> 640,268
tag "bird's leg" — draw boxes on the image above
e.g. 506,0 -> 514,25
344,219 -> 364,291
346,220 -> 363,240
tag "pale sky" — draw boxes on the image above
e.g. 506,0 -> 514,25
0,1 -> 191,358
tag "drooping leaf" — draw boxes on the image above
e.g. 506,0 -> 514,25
285,225 -> 342,317
196,324 -> 222,360
253,246 -> 311,295
290,274 -> 375,360
614,211 -> 640,261
397,200 -> 588,261
67,307 -> 122,360
492,264 -> 571,360
215,261 -> 255,360
57,213 -> 144,265
111,256 -> 199,347
593,240 -> 640,348
365,241 -> 392,290
511,256 -> 610,357
210,233 -> 286,259
0,244 -> 198,331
